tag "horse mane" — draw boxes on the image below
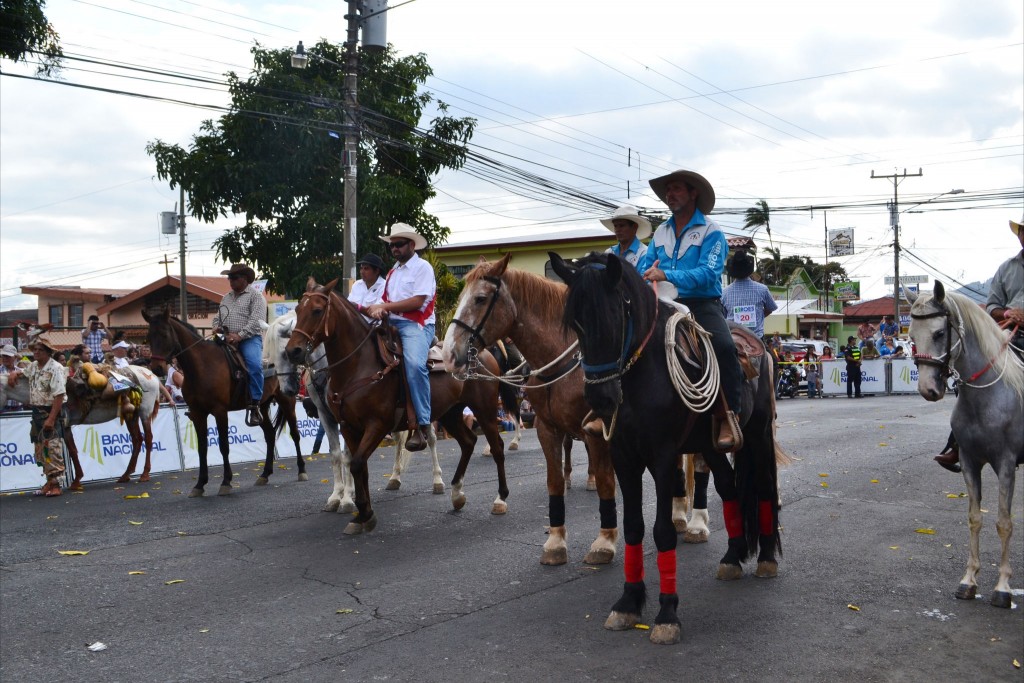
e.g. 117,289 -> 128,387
169,315 -> 203,341
466,259 -> 567,325
918,289 -> 1024,397
264,310 -> 296,363
562,252 -> 657,345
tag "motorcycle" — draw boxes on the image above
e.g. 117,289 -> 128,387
776,363 -> 803,399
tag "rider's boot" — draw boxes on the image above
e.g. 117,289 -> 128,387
245,402 -> 262,427
934,445 -> 961,473
406,425 -> 429,452
714,410 -> 743,453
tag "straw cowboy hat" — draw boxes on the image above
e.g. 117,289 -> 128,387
220,263 -> 256,283
356,253 -> 387,272
30,334 -> 58,353
600,205 -> 652,241
378,222 -> 427,251
648,169 -> 716,215
1011,215 -> 1023,237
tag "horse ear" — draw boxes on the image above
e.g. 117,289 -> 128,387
492,252 -> 512,277
933,281 -> 945,303
323,278 -> 339,295
605,253 -> 624,289
548,252 -> 576,283
904,285 -> 918,304
305,276 -> 319,293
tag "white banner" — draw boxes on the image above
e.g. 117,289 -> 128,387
0,415 -> 50,492
820,359 -> 886,395
889,358 -> 919,393
71,407 -> 183,483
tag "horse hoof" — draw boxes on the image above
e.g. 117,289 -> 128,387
188,488 -> 204,498
954,583 -> 977,600
491,500 -> 508,515
673,518 -> 688,534
323,499 -> 341,512
254,477 -> 269,486
650,623 -> 681,645
339,501 -> 356,514
116,475 -> 131,484
603,611 -> 639,631
586,476 -> 597,491
343,522 -> 363,535
433,483 -> 445,495
754,561 -> 778,578
540,548 -> 568,566
452,493 -> 467,511
217,485 -> 232,496
362,515 -> 377,533
683,530 -> 709,544
990,591 -> 1012,608
584,548 -> 615,565
297,473 -> 308,482
138,474 -> 151,483
509,442 -> 519,451
385,479 -> 401,491
716,563 -> 743,581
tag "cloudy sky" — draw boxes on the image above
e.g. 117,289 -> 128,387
1,0 -> 1021,311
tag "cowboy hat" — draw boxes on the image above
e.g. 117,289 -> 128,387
648,169 -> 716,215
599,205 -> 652,241
112,340 -> 132,350
727,250 -> 755,279
1011,215 -> 1023,237
220,263 -> 256,283
356,253 -> 386,272
0,344 -> 18,357
378,222 -> 427,251
30,334 -> 58,353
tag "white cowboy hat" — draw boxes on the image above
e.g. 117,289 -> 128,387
648,169 -> 716,215
1,344 -> 18,357
599,205 -> 652,241
112,340 -> 132,350
1011,215 -> 1023,237
378,222 -> 427,251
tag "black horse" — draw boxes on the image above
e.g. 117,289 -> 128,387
552,252 -> 782,645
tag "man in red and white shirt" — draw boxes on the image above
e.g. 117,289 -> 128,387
365,223 -> 436,451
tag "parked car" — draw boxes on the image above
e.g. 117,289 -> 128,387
780,339 -> 833,363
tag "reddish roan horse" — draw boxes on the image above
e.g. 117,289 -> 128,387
442,254 -> 619,565
144,308 -> 306,496
284,277 -> 510,534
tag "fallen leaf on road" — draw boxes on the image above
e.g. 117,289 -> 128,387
1014,659 -> 1020,669
58,550 -> 89,556
634,624 -> 650,630
47,515 -> 58,520
820,482 -> 829,488
123,492 -> 150,499
128,571 -> 145,575
847,604 -> 860,611
176,531 -> 187,536
321,479 -> 329,483
336,609 -> 354,614
128,521 -> 143,526
164,579 -> 184,585
889,546 -> 899,550
199,629 -> 210,633
870,479 -> 879,484
915,528 -> 935,535
818,473 -> 828,478
944,544 -> 952,548
878,442 -> 888,447
87,642 -> 107,652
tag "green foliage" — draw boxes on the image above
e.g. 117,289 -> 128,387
756,248 -> 849,290
743,199 -> 774,250
0,0 -> 63,75
146,42 -> 476,298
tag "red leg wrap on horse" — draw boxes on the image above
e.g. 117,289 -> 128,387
723,499 -> 743,538
759,500 -> 775,536
657,550 -> 677,595
624,543 -> 644,583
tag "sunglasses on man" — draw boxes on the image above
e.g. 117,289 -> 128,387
389,239 -> 412,249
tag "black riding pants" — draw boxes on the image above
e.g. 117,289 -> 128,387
678,297 -> 743,413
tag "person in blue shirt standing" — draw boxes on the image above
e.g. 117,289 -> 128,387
638,169 -> 744,452
722,249 -> 777,340
601,204 -> 651,269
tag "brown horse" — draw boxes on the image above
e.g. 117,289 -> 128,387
442,254 -> 619,566
284,277 -> 510,535
143,308 -> 306,496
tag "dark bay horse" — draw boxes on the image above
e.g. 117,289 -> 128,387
909,281 -> 1024,608
284,278 -> 510,534
551,252 -> 782,645
442,254 -> 619,566
143,309 -> 306,496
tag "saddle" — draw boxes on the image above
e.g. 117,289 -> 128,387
75,363 -> 143,423
372,325 -> 448,434
216,337 -> 259,409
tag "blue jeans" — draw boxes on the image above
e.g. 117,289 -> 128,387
392,318 -> 434,426
238,335 -> 264,402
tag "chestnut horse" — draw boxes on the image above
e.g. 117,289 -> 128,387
143,309 -> 306,496
284,278 -> 510,534
442,254 -> 619,566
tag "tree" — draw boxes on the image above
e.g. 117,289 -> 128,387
0,0 -> 63,75
756,250 -> 849,291
743,199 -> 774,250
146,41 -> 476,298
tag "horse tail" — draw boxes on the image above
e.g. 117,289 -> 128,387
498,381 -> 521,423
271,399 -> 288,438
767,371 -> 793,468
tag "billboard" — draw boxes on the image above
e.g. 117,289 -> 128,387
833,281 -> 861,301
828,228 -> 854,256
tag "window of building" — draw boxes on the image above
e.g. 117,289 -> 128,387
49,304 -> 64,326
448,265 -> 472,280
68,304 -> 84,328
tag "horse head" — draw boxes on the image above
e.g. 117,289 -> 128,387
142,306 -> 177,376
550,251 -> 636,418
286,276 -> 339,365
267,311 -> 301,397
443,253 -> 519,375
909,281 -> 956,401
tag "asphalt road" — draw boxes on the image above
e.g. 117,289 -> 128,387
1,393 -> 1022,682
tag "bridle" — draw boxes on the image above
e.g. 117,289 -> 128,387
450,275 -> 504,352
910,304 -> 960,381
291,290 -> 379,376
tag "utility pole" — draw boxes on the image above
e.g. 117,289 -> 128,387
179,186 -> 188,319
340,0 -> 360,295
871,168 -> 922,333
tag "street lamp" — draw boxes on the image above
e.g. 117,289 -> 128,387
291,0 -> 388,295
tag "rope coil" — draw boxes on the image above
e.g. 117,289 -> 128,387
664,311 -> 720,413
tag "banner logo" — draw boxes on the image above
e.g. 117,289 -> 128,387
831,368 -> 841,384
184,421 -> 198,450
83,427 -> 105,465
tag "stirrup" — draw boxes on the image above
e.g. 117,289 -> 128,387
713,410 -> 743,453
